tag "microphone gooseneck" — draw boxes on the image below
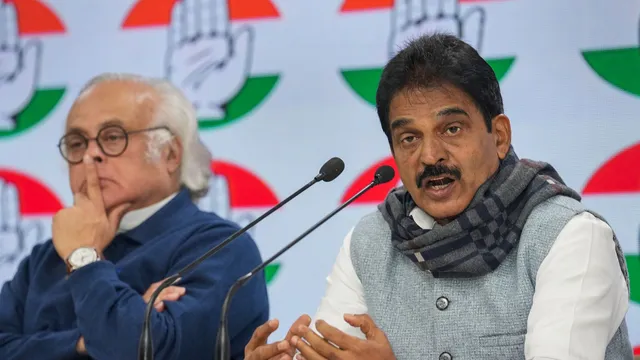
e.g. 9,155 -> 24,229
137,157 -> 345,360
214,165 -> 395,360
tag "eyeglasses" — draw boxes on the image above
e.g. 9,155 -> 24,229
57,125 -> 171,164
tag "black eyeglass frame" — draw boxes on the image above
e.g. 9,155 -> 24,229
57,125 -> 172,164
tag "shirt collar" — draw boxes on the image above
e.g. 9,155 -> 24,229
118,192 -> 178,233
118,188 -> 198,244
409,207 -> 436,230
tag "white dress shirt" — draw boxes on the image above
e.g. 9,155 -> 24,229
312,207 -> 629,360
117,192 -> 178,233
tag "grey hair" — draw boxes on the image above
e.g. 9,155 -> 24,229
77,73 -> 212,200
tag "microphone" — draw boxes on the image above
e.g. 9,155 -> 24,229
138,157 -> 345,360
214,165 -> 396,360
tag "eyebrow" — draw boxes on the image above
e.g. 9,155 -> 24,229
436,107 -> 469,118
66,118 -> 125,135
390,118 -> 413,132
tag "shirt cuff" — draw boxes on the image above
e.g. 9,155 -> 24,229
67,260 -> 119,301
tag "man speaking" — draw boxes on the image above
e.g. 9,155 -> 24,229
0,74 -> 269,359
244,33 -> 634,360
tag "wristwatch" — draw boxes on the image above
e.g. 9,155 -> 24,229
66,247 -> 102,274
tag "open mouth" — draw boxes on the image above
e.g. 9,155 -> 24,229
425,176 -> 455,190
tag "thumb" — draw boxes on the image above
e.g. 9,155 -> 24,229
17,39 -> 42,87
107,202 -> 132,230
344,314 -> 377,339
226,26 -> 253,81
460,7 -> 486,52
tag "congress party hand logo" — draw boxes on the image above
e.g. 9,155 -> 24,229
0,2 -> 41,131
196,160 -> 282,284
166,0 -> 253,120
0,0 -> 65,139
339,0 -> 516,106
0,178 -> 42,264
121,0 -> 281,130
0,169 -> 62,285
581,12 -> 640,97
388,0 -> 485,57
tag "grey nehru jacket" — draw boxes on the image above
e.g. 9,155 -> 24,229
350,195 -> 632,360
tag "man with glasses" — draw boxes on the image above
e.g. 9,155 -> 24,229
0,73 -> 269,359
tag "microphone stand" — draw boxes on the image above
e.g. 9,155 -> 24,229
214,166 -> 394,360
138,158 -> 345,360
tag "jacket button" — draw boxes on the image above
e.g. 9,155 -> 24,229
439,352 -> 452,360
436,296 -> 449,310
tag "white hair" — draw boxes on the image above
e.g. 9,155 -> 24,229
77,73 -> 212,200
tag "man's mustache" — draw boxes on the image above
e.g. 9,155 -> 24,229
416,164 -> 462,188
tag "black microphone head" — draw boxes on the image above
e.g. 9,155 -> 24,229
318,157 -> 345,182
373,165 -> 395,185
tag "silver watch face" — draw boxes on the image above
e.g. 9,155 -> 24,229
69,248 -> 98,268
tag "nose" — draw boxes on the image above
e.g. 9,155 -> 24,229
86,139 -> 104,163
419,137 -> 447,166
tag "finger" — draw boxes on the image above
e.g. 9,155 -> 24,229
21,221 -> 43,249
155,301 -> 165,312
461,7 -> 485,51
286,315 -> 312,341
284,315 -> 312,356
16,39 -> 41,87
155,290 -> 182,303
143,282 -> 163,302
3,3 -> 19,48
439,0 -> 458,17
314,320 -> 356,350
169,0 -> 186,46
410,0 -> 425,22
107,202 -> 132,232
392,0 -> 410,31
200,0 -> 213,35
211,0 -> 230,34
210,175 -> 231,219
290,336 -> 325,360
184,0 -> 199,40
344,314 -> 376,339
291,325 -> 338,358
0,179 -> 4,226
1,181 -> 19,230
83,153 -> 104,209
271,354 -> 293,360
246,319 -> 279,352
251,341 -> 291,360
156,287 -> 186,302
224,25 -> 252,74
0,3 -> 5,47
425,0 -> 439,19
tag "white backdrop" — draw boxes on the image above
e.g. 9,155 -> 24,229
0,0 -> 638,354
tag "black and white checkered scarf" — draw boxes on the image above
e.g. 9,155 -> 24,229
379,147 -> 584,278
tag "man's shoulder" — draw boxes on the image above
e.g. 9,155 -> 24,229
349,209 -> 391,254
177,209 -> 260,254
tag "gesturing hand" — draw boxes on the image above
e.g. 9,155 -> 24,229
291,314 -> 396,360
52,155 -> 131,261
245,315 -> 312,360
